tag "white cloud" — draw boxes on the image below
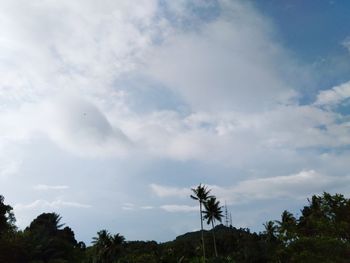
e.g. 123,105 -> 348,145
0,0 -> 349,242
160,204 -> 197,213
140,206 -> 154,210
315,81 -> 350,106
154,170 -> 350,207
1,0 -> 342,163
14,199 -> 91,211
150,183 -> 190,198
0,94 -> 131,157
342,37 -> 350,53
210,170 -> 349,205
145,0 -> 299,112
0,159 -> 20,179
34,184 -> 69,191
122,203 -> 135,211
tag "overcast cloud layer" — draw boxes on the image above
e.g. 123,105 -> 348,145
1,0 -> 350,242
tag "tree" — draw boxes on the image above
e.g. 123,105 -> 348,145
203,197 -> 223,257
0,195 -> 16,236
263,221 -> 277,242
270,193 -> 350,262
28,212 -> 64,234
276,210 -> 297,243
24,212 -> 82,262
0,195 -> 24,262
92,230 -> 112,262
191,184 -> 212,262
92,230 -> 125,262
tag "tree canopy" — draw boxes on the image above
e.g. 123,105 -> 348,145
0,191 -> 349,262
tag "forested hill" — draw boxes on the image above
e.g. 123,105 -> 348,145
162,224 -> 266,261
1,192 -> 350,262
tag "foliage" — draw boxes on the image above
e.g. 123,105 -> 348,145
191,184 -> 212,262
89,230 -> 125,262
0,195 -> 16,236
0,192 -> 349,262
203,197 -> 224,257
272,192 -> 350,262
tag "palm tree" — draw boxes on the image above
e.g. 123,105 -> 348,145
28,212 -> 64,234
203,197 -> 223,257
276,210 -> 297,243
92,230 -> 112,263
263,221 -> 277,242
191,183 -> 212,262
92,230 -> 125,263
109,233 -> 125,259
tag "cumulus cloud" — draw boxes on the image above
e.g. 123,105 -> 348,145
315,81 -> 350,106
0,0 -> 340,162
1,0 -> 350,241
0,94 -> 131,157
145,0 -> 298,112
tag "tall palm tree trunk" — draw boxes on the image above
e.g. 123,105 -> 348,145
211,220 -> 218,257
200,201 -> 206,262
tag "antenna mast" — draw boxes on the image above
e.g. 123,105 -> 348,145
224,201 -> 229,227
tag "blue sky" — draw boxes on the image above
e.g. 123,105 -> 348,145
1,0 -> 350,243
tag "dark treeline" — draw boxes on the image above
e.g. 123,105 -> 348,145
1,190 -> 350,262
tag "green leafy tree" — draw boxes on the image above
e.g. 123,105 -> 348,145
0,195 -> 16,236
24,212 -> 82,262
271,193 -> 350,262
203,197 -> 223,257
0,195 -> 25,262
191,184 -> 212,262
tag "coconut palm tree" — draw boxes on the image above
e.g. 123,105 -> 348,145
92,230 -> 112,263
276,210 -> 297,243
92,230 -> 125,263
203,197 -> 223,257
190,184 -> 212,262
263,221 -> 277,242
109,233 -> 125,259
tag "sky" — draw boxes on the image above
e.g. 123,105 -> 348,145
1,0 -> 350,243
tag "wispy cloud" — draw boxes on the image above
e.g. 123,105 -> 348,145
160,205 -> 197,213
150,183 -> 189,198
153,170 -> 350,207
34,184 -> 69,191
342,37 -> 350,53
122,203 -> 136,211
14,199 -> 91,211
211,170 -> 350,205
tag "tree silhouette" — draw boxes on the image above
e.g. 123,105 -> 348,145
190,183 -> 212,262
263,221 -> 277,242
92,230 -> 125,262
28,212 -> 64,235
0,195 -> 16,237
24,212 -> 81,262
203,197 -> 223,257
276,210 -> 297,243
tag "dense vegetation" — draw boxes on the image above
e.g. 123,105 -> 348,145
1,189 -> 350,262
